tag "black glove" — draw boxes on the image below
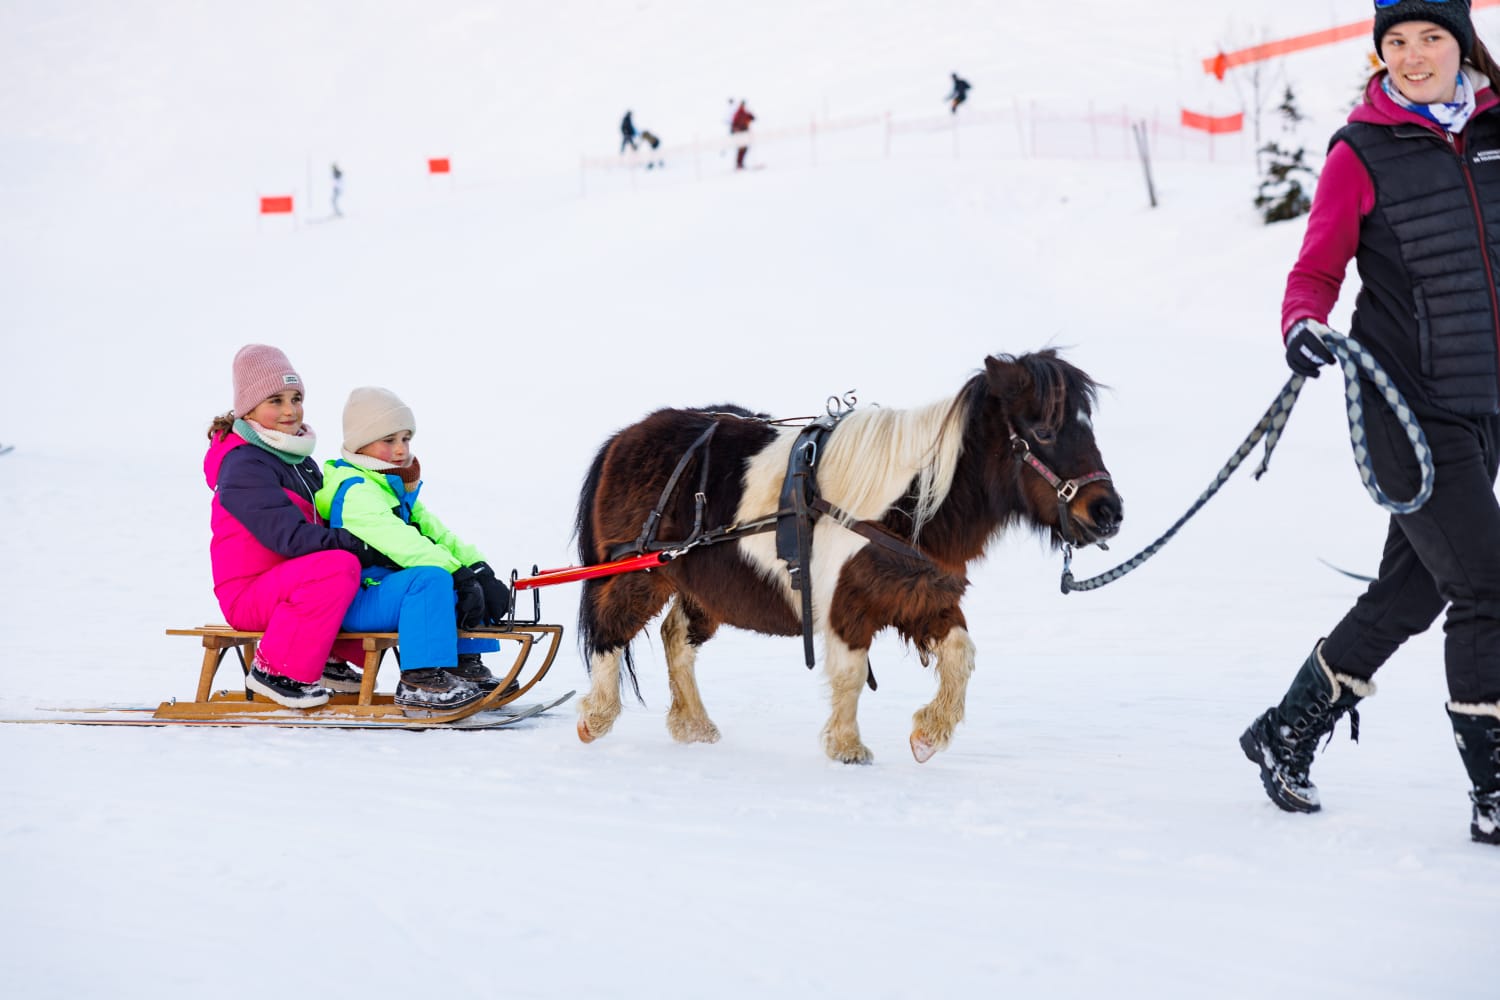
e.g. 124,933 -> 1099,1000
470,561 -> 512,624
451,565 -> 486,630
1285,319 -> 1337,377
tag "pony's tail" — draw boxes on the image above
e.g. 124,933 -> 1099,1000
573,436 -> 645,704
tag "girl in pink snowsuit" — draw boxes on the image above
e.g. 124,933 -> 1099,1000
203,345 -> 384,708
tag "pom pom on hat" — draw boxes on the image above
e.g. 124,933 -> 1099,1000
342,386 -> 417,453
233,344 -> 304,417
1374,0 -> 1474,60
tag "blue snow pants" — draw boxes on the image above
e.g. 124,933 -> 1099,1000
342,566 -> 498,671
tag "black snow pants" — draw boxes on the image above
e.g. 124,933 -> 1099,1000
1321,389 -> 1500,703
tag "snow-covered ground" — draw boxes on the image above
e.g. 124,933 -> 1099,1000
2,3 -> 1497,998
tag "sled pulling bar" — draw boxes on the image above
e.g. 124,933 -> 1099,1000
513,550 -> 673,591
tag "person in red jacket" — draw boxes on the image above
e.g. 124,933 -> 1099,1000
730,99 -> 755,169
1240,0 -> 1500,846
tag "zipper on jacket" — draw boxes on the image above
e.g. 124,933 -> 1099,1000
1451,131 -> 1500,395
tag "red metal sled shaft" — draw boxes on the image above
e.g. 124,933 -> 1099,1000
514,551 -> 669,591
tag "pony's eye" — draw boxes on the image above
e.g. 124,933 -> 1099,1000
1033,427 -> 1057,445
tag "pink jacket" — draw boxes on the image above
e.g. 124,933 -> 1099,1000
204,431 -> 329,607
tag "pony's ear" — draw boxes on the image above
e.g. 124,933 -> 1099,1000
984,355 -> 1032,405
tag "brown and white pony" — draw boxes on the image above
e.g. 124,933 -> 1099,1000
572,351 -> 1122,763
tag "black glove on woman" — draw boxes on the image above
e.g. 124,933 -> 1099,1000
1285,318 -> 1337,377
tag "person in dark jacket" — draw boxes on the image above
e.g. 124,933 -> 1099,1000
1241,0 -> 1500,845
947,72 -> 971,114
204,345 -> 384,708
620,110 -> 638,154
730,100 -> 755,169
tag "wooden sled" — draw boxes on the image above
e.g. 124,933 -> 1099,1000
153,622 -> 565,727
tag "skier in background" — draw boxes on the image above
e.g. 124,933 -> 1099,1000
331,162 -> 343,217
947,73 -> 971,114
730,99 -> 755,169
620,110 -> 638,154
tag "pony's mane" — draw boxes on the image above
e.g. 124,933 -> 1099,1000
816,386 -> 974,535
815,352 -> 1099,538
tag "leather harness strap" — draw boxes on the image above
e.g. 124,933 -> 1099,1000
611,409 -> 938,687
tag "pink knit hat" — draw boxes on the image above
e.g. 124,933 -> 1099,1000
232,344 -> 305,417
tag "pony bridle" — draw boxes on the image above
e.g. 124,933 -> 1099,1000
1009,431 -> 1113,548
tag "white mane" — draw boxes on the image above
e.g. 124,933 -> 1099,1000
815,390 -> 972,535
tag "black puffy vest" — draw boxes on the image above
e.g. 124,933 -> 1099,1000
1336,113 -> 1500,416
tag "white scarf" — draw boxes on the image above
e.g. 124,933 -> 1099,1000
341,448 -> 401,471
244,419 -> 318,458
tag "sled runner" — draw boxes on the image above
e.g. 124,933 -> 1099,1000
21,690 -> 578,730
136,622 -> 566,726
3,621 -> 570,729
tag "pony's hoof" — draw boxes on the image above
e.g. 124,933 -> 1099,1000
667,715 -> 721,744
910,733 -> 938,763
577,719 -> 597,743
825,738 -> 874,765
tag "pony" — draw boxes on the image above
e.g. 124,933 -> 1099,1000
572,350 -> 1123,763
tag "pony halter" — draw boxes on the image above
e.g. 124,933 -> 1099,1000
1009,431 -> 1112,546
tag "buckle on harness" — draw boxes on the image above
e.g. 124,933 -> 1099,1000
1057,480 -> 1079,503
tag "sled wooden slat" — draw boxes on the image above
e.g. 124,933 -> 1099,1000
164,622 -> 564,724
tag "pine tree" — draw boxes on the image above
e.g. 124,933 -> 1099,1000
1255,85 -> 1318,224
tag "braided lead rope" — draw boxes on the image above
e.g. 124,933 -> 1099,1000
1061,331 -> 1433,594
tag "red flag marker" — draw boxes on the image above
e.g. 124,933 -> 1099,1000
259,195 -> 294,214
427,158 -> 451,174
1180,109 -> 1244,134
1211,51 -> 1228,81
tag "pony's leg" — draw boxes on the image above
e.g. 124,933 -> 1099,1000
909,626 -> 975,763
576,646 -> 623,744
661,596 -> 722,744
821,633 -> 874,764
576,574 -> 669,744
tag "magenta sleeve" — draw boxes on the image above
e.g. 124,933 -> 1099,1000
1280,140 -> 1374,339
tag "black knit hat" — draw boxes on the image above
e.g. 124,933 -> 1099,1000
1374,0 -> 1475,60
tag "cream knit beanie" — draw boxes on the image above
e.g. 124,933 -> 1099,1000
341,386 -> 416,453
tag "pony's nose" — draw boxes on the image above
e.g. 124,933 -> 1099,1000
1088,494 -> 1123,536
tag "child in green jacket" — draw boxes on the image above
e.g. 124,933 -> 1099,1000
315,386 -> 513,694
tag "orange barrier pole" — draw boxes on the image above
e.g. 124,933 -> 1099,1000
1203,1 -> 1500,75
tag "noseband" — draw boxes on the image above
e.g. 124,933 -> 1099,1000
1009,431 -> 1112,546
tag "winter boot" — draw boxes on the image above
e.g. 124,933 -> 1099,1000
246,659 -> 331,709
1445,702 -> 1500,845
1240,643 -> 1373,813
445,653 -> 520,697
320,659 -> 364,695
394,668 -> 483,714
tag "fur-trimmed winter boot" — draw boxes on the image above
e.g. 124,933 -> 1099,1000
1240,643 -> 1374,813
1445,702 -> 1500,845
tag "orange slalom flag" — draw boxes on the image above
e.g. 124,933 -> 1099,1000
427,157 -> 451,174
1211,51 -> 1228,81
259,195 -> 294,214
1180,109 -> 1244,134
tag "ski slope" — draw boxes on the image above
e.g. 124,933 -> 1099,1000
1,3 -> 1497,998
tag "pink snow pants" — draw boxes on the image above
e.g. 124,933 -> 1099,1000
220,550 -> 362,683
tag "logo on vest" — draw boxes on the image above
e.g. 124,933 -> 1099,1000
1473,148 -> 1500,164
